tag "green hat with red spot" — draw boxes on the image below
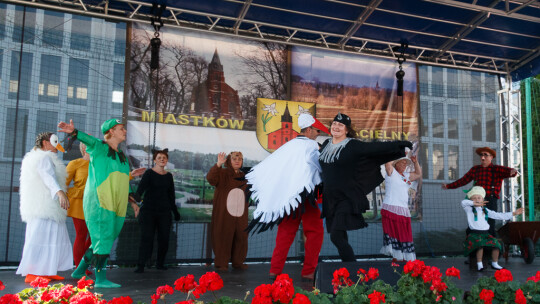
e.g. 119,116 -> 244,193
101,118 -> 123,134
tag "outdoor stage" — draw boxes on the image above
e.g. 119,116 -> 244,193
0,256 -> 538,302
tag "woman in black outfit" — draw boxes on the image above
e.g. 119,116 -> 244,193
132,149 -> 180,273
318,113 -> 411,262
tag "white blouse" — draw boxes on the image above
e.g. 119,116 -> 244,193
461,199 -> 513,231
382,170 -> 411,217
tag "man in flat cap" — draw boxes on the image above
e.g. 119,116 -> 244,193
442,147 -> 517,235
246,113 -> 329,280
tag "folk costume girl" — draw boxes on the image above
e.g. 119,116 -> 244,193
380,156 -> 422,261
462,186 -> 523,271
319,113 -> 411,262
58,119 -> 145,288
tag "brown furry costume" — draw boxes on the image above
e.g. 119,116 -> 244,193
206,153 -> 248,269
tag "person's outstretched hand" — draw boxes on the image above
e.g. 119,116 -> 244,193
58,120 -> 75,134
131,167 -> 146,177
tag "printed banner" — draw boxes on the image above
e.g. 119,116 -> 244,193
126,26 -> 422,222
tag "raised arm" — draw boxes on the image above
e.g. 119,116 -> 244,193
58,119 -> 100,150
384,162 -> 394,176
354,140 -> 412,157
206,152 -> 226,186
409,156 -> 422,182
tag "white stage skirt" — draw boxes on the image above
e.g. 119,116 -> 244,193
16,218 -> 73,276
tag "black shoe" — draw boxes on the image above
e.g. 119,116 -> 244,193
477,267 -> 484,272
134,266 -> 144,273
156,265 -> 168,270
491,265 -> 504,270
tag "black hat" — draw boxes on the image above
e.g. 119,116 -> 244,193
333,112 -> 351,127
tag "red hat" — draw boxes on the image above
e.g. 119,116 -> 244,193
298,113 -> 330,134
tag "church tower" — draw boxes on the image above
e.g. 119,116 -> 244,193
207,49 -> 225,116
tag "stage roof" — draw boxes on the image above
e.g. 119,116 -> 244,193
6,0 -> 540,79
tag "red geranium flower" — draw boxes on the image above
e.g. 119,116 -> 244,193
403,260 -> 425,277
271,274 -> 295,304
494,269 -> 513,283
69,291 -> 99,304
391,262 -> 399,267
367,290 -> 386,304
430,278 -> 448,293
445,267 -> 460,279
0,294 -> 22,304
77,276 -> 95,289
175,301 -> 194,304
150,294 -> 160,304
357,268 -> 367,281
192,285 -> 206,299
367,268 -> 379,281
29,277 -> 49,288
479,289 -> 494,304
515,289 -> 527,304
251,295 -> 272,304
332,268 -> 353,293
174,274 -> 198,293
0,280 -> 4,291
40,289 -> 61,302
156,285 -> 174,296
199,272 -> 224,292
526,270 -> 540,282
58,284 -> 75,300
292,293 -> 311,304
421,266 -> 442,284
252,284 -> 274,304
108,296 -> 133,304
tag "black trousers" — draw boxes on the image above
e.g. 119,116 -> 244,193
485,195 -> 498,236
137,211 -> 172,267
330,230 -> 356,262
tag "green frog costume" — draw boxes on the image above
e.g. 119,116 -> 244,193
71,119 -> 130,288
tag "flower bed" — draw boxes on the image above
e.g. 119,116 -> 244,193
1,261 -> 539,304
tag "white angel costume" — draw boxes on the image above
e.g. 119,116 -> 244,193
246,136 -> 322,233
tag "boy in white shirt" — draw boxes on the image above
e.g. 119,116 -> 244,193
462,186 -> 523,271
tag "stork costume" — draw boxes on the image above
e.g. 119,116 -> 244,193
247,113 -> 329,278
17,133 -> 73,280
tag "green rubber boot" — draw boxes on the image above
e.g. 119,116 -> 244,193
71,249 -> 93,279
94,256 -> 120,288
95,268 -> 121,288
